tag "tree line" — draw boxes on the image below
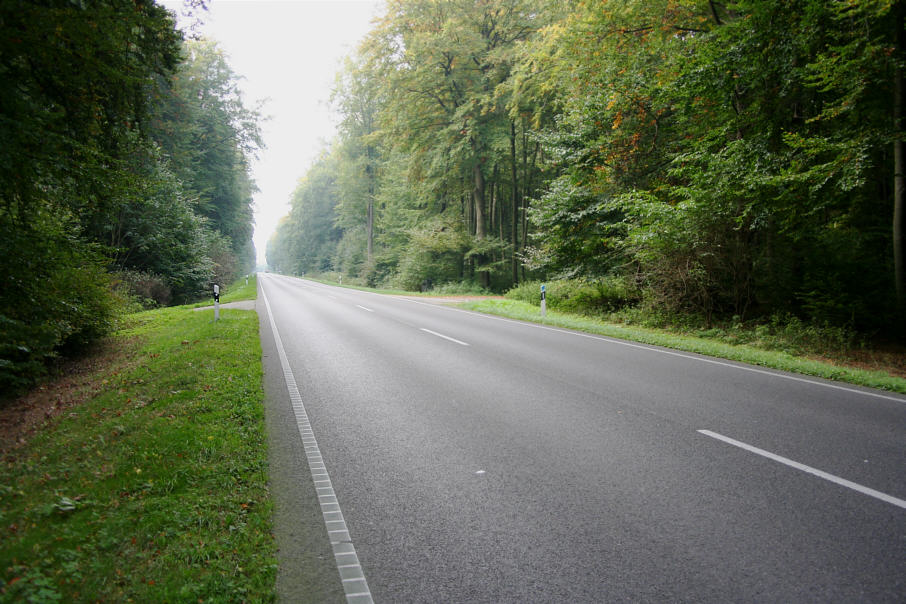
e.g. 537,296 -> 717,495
1,0 -> 261,393
268,0 -> 904,338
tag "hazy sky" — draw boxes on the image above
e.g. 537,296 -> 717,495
160,0 -> 383,264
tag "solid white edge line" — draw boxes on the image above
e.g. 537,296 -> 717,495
420,327 -> 470,346
396,296 -> 906,404
283,274 -> 904,403
698,429 -> 906,510
260,277 -> 375,604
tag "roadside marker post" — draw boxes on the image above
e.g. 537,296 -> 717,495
213,284 -> 220,322
541,283 -> 546,317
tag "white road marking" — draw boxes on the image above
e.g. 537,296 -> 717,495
292,275 -> 904,403
698,429 -> 906,510
260,280 -> 374,604
398,296 -> 905,404
356,305 -> 374,312
420,327 -> 470,346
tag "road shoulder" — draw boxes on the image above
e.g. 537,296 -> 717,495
256,293 -> 346,603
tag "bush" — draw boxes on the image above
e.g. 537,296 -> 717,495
756,313 -> 860,357
112,270 -> 172,308
429,281 -> 492,296
505,277 -> 640,315
1,213 -> 120,396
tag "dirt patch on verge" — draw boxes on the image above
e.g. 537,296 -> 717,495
0,337 -> 140,454
808,346 -> 906,380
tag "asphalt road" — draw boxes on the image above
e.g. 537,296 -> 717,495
257,273 -> 906,603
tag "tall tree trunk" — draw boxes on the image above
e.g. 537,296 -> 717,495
473,160 -> 489,287
497,176 -> 503,242
490,163 -> 498,235
366,197 -> 374,260
895,2 -> 906,316
366,165 -> 374,261
510,120 -> 519,284
474,161 -> 486,239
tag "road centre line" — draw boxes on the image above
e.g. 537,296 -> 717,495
396,296 -> 906,404
420,327 -> 470,346
356,305 -> 374,312
698,429 -> 906,510
260,279 -> 374,604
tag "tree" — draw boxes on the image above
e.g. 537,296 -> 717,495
0,0 -> 183,392
365,0 -> 543,288
332,54 -> 384,277
149,39 -> 263,276
519,0 -> 901,330
267,153 -> 342,275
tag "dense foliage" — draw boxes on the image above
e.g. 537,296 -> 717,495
1,1 -> 260,393
269,0 -> 905,338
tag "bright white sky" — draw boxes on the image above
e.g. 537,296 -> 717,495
159,0 -> 383,264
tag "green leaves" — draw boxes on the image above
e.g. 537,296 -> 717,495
0,5 -> 263,392
266,0 -> 899,333
518,0 -> 900,330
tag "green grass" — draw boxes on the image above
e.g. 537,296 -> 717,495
461,299 -> 906,395
188,273 -> 258,308
0,278 -> 276,602
219,274 -> 258,304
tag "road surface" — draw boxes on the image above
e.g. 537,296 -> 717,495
257,273 -> 906,603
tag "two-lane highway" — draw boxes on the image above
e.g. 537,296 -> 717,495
258,273 -> 905,602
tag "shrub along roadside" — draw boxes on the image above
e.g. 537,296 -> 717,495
0,300 -> 276,601
506,278 -> 641,315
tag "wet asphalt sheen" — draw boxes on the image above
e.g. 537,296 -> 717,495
257,274 -> 906,603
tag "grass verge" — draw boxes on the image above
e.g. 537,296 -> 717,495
0,288 -> 276,601
189,274 -> 258,308
460,299 -> 906,395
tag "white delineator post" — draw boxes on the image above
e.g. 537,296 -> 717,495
213,284 -> 220,322
540,283 -> 546,317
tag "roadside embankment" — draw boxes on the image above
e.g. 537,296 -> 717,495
1,287 -> 277,601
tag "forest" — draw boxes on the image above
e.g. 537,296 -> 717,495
268,0 -> 905,341
0,1 -> 261,392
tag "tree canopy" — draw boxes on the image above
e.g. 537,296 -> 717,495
1,1 -> 261,393
272,0 -> 904,337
